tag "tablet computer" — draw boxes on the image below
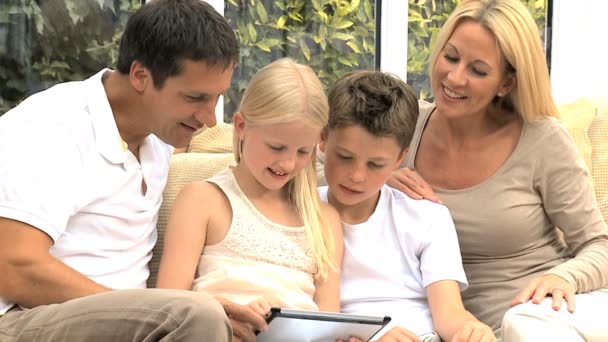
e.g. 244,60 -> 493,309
256,307 -> 391,342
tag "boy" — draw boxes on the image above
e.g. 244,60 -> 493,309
319,71 -> 495,342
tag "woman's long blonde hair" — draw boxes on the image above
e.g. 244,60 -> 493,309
429,0 -> 559,121
233,58 -> 334,280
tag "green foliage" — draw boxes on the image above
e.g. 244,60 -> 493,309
0,0 -> 140,115
407,0 -> 548,100
223,0 -> 376,121
0,0 -> 548,117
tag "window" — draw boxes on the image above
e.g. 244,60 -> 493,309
222,0 -> 377,121
406,0 -> 550,101
0,0 -> 142,115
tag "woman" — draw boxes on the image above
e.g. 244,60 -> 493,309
389,0 -> 608,341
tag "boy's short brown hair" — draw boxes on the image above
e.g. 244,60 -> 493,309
326,71 -> 418,152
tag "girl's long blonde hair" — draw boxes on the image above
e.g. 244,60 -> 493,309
233,58 -> 334,280
429,0 -> 559,121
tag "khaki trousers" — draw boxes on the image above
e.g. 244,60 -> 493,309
0,289 -> 231,342
501,288 -> 608,342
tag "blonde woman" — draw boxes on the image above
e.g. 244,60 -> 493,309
386,0 -> 608,341
157,58 -> 343,341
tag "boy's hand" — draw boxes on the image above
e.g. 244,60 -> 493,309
450,321 -> 496,342
336,327 -> 422,342
247,295 -> 289,316
376,326 -> 422,342
388,168 -> 442,204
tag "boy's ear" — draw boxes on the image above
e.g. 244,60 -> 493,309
233,112 -> 246,139
393,147 -> 408,169
319,128 -> 328,153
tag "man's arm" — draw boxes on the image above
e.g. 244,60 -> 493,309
0,218 -> 109,308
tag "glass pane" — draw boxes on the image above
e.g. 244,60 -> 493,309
223,0 -> 377,122
406,0 -> 549,101
0,0 -> 142,115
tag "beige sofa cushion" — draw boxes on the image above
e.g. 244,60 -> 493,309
148,123 -> 236,287
559,99 -> 597,174
560,97 -> 608,222
187,123 -> 234,154
588,98 -> 608,222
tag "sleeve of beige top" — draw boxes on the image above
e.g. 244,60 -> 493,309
536,119 -> 608,292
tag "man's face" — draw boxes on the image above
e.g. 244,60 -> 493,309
144,60 -> 233,148
320,125 -> 405,210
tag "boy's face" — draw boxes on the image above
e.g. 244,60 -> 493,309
320,125 -> 405,210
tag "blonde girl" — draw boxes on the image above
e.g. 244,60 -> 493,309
157,58 -> 343,340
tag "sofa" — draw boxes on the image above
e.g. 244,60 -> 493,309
147,97 -> 608,287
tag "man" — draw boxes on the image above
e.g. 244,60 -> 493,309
0,0 -> 266,341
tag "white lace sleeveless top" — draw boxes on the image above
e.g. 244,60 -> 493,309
192,168 -> 318,310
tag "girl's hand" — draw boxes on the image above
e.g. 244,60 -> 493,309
247,295 -> 288,317
387,168 -> 441,204
511,274 -> 576,312
450,321 -> 496,342
216,296 -> 268,342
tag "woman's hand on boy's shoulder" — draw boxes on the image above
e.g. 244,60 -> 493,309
388,168 -> 442,204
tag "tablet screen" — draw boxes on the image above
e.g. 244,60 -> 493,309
256,308 -> 391,342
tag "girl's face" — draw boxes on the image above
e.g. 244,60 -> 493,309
234,113 -> 321,191
432,20 -> 515,120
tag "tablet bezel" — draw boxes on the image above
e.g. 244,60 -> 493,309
256,307 -> 391,342
266,307 -> 391,326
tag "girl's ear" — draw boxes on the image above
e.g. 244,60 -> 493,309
233,112 -> 246,139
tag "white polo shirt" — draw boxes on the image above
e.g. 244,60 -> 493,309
0,70 -> 172,315
319,185 -> 468,336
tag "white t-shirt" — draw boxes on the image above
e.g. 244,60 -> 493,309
319,185 -> 468,336
0,70 -> 172,315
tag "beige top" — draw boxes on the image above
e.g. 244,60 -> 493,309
192,168 -> 318,310
403,102 -> 608,331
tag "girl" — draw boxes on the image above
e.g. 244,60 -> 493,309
156,58 -> 343,337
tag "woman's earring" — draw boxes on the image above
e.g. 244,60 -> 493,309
238,139 -> 244,159
497,92 -> 503,97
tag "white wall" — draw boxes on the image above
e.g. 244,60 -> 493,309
203,0 -> 226,123
380,1 -> 408,81
551,0 -> 608,104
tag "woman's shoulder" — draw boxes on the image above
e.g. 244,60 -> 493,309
418,99 -> 435,116
523,116 -> 575,148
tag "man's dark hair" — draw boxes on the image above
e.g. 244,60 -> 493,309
326,71 -> 419,152
116,0 -> 239,88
